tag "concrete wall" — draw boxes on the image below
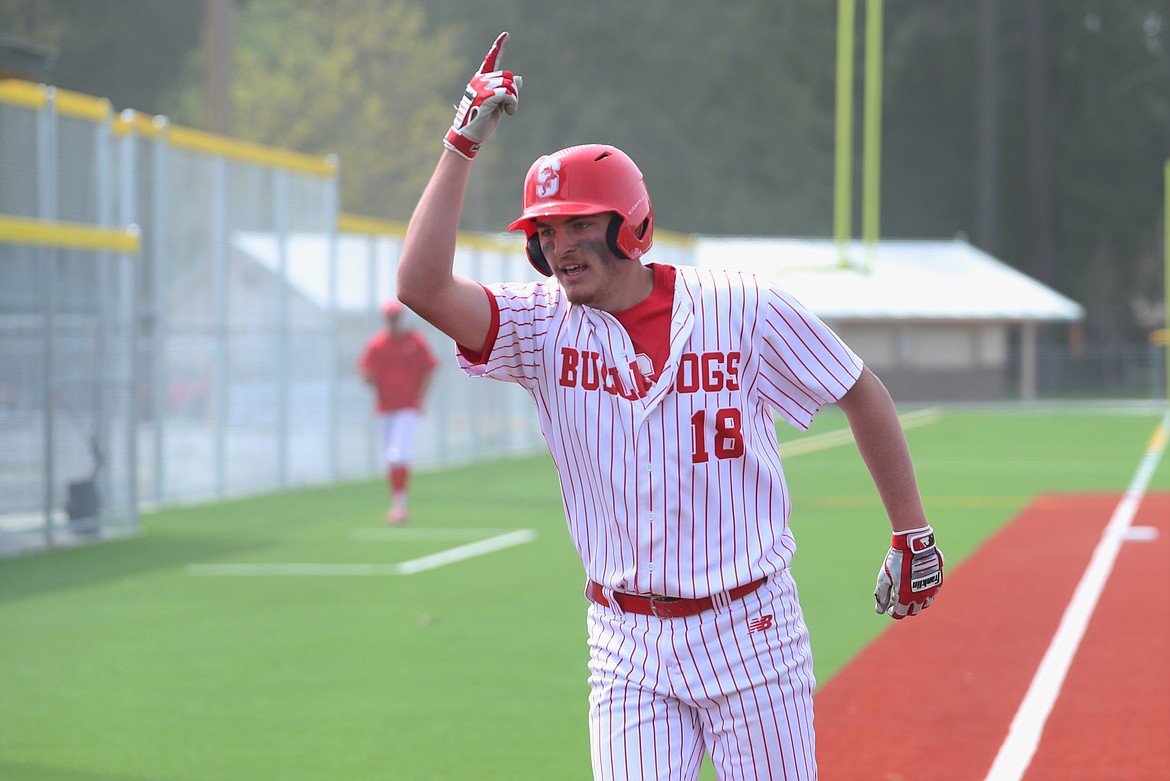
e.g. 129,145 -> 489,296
835,321 -> 1013,402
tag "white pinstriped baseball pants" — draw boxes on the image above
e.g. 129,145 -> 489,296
377,409 -> 420,465
586,571 -> 817,781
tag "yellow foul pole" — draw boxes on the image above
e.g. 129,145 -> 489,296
862,0 -> 884,270
834,0 -> 856,266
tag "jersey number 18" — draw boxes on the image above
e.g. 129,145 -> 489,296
690,408 -> 745,463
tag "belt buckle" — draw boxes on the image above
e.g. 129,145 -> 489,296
648,594 -> 678,618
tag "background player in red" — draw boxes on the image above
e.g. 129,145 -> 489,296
358,299 -> 438,524
397,32 -> 944,780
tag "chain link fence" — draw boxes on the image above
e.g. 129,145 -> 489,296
0,82 -> 581,556
1,79 -> 1160,557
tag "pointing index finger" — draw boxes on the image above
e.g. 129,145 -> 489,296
478,31 -> 509,74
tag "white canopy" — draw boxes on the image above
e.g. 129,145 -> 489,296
693,237 -> 1083,323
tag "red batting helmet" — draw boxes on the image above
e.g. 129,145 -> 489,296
506,144 -> 654,276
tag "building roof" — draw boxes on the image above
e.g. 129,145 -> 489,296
233,232 -> 401,312
235,231 -> 1083,325
0,34 -> 58,82
232,231 -> 526,314
693,237 -> 1084,323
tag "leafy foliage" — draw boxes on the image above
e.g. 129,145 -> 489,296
0,0 -> 201,115
1,0 -> 1166,340
226,0 -> 465,218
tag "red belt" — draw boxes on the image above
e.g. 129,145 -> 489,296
585,578 -> 767,619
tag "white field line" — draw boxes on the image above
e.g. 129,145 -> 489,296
349,527 -> 521,542
187,528 -> 537,577
779,406 -> 943,457
983,411 -> 1170,781
394,529 -> 537,575
188,562 -> 400,576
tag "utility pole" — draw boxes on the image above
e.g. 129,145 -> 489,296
1022,0 -> 1055,285
975,0 -> 1000,255
202,0 -> 234,136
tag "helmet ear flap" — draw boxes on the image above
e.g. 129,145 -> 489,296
606,214 -> 628,260
525,232 -> 553,277
607,213 -> 654,260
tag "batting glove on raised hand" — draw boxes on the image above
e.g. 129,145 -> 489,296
443,31 -> 522,160
874,525 -> 944,619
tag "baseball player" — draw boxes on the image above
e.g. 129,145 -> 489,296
397,32 -> 944,781
357,299 -> 439,524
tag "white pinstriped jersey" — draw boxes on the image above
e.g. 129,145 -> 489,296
458,264 -> 862,598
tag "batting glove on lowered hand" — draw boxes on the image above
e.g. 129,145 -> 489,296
874,525 -> 944,619
443,31 -> 522,160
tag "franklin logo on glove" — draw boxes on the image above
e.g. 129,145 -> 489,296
911,571 -> 943,592
875,524 -> 945,619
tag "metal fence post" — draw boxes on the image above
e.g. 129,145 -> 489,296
37,87 -> 59,546
363,232 -> 379,474
325,156 -> 340,481
274,167 -> 290,488
150,117 -> 169,506
210,153 -> 229,498
118,111 -> 141,532
93,99 -> 113,535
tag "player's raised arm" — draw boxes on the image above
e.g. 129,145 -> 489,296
397,32 -> 522,354
397,153 -> 489,351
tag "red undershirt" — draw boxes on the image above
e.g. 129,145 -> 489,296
612,263 -> 676,384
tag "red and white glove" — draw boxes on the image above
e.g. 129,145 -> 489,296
443,32 -> 522,160
874,525 -> 944,619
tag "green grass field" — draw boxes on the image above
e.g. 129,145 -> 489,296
2,406 -> 1168,781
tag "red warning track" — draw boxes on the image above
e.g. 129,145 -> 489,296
813,492 -> 1170,781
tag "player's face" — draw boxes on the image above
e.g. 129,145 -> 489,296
536,214 -> 646,310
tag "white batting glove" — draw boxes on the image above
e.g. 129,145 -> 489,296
443,31 -> 522,160
874,525 -> 944,619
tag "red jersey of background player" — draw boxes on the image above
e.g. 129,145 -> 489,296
358,328 -> 438,412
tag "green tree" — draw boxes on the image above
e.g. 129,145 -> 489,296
880,0 -> 1168,342
0,0 -> 70,50
0,0 -> 201,115
440,0 -> 842,237
1037,2 -> 1169,342
5,0 -> 1165,341
224,0 -> 466,219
